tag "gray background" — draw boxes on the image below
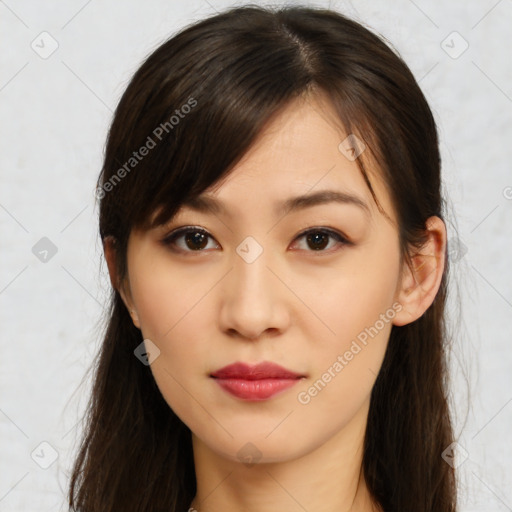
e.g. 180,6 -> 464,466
1,0 -> 511,510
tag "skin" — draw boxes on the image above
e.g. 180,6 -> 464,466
105,92 -> 446,512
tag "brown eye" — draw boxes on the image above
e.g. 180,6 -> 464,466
183,231 -> 208,250
306,231 -> 330,250
162,227 -> 218,253
292,228 -> 350,253
162,226 -> 351,255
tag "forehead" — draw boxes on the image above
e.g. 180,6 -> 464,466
178,94 -> 394,224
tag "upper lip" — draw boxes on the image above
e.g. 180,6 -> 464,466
210,362 -> 305,380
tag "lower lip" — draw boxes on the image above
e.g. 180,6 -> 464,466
213,378 -> 300,400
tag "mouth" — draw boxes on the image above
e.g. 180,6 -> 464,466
210,361 -> 306,401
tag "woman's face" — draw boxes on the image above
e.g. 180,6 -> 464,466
121,95 -> 407,464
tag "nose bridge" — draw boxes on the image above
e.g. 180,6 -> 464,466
219,235 -> 288,339
234,235 -> 271,298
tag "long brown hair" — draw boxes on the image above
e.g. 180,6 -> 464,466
69,5 -> 457,511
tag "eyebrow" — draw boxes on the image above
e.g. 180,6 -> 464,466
181,189 -> 371,218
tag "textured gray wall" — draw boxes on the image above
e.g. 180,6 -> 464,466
1,0 -> 511,510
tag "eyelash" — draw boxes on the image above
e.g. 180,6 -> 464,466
161,225 -> 351,255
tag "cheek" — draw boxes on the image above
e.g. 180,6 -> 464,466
293,242 -> 400,401
127,253 -> 220,427
289,274 -> 397,448
297,241 -> 400,351
129,249 -> 222,341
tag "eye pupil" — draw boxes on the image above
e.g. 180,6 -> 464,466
185,231 -> 208,250
307,232 -> 329,250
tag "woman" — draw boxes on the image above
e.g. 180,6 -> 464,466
69,5 -> 457,511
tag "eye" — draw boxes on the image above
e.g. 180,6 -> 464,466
161,226 -> 351,254
161,226 -> 219,253
291,227 -> 350,253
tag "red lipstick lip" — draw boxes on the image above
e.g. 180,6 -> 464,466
210,362 -> 304,380
210,362 -> 306,401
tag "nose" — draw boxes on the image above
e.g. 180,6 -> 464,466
218,244 -> 290,341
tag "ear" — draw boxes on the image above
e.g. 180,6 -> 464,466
103,236 -> 141,329
392,216 -> 446,326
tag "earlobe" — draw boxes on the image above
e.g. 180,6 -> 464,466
392,216 -> 446,327
128,308 -> 141,329
103,235 -> 141,329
